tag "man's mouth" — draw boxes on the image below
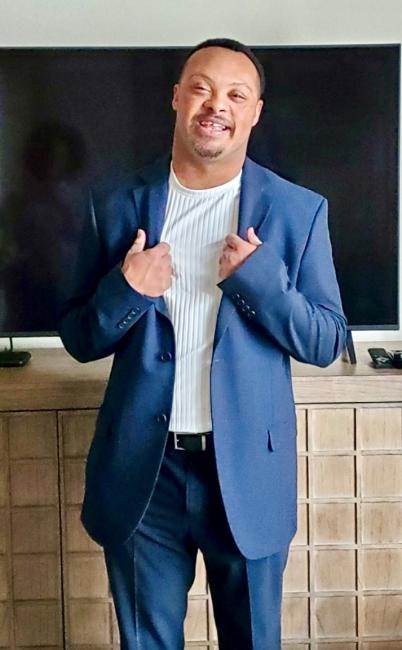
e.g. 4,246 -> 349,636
196,118 -> 231,135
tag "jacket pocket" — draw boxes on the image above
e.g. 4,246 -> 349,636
267,429 -> 276,452
267,420 -> 297,452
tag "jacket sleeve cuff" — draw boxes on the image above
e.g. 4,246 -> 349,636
217,242 -> 287,313
91,263 -> 153,331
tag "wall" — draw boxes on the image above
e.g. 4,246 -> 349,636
0,0 -> 401,348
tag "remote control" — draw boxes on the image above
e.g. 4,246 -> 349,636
368,348 -> 394,369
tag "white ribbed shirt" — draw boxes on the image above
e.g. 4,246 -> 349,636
161,166 -> 241,432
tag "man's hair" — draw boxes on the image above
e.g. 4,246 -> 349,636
178,38 -> 266,98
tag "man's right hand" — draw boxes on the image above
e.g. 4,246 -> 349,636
122,229 -> 172,297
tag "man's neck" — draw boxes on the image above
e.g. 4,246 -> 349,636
171,154 -> 244,190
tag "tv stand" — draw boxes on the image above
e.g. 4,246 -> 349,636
0,347 -> 401,645
0,341 -> 402,650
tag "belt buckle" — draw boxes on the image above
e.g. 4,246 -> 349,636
173,432 -> 207,451
173,432 -> 185,451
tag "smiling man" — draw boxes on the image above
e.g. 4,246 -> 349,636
172,44 -> 263,173
59,38 -> 347,649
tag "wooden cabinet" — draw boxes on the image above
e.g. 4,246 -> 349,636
0,346 -> 401,649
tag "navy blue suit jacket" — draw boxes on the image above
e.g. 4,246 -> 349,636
59,156 -> 347,559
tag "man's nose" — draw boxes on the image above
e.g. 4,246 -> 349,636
202,92 -> 228,113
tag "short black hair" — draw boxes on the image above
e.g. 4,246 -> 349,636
178,38 -> 266,97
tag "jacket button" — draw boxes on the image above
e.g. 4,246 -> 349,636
250,309 -> 256,317
155,413 -> 168,424
117,323 -> 124,329
160,352 -> 172,362
232,292 -> 241,300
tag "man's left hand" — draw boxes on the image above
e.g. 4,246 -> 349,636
218,227 -> 262,280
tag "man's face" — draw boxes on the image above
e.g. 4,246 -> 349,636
172,47 -> 263,166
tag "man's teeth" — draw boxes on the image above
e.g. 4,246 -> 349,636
200,120 -> 227,131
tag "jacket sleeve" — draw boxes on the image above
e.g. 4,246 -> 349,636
218,198 -> 347,367
58,193 -> 153,363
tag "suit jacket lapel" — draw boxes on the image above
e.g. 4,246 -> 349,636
132,156 -> 171,319
134,156 -> 170,246
237,157 -> 273,239
213,157 -> 273,351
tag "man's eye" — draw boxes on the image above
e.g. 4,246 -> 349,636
231,93 -> 246,101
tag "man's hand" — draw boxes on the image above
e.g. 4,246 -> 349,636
218,227 -> 262,280
122,229 -> 172,297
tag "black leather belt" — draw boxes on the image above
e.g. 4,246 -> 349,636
169,431 -> 213,451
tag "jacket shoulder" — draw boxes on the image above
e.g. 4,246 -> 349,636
90,156 -> 170,242
246,158 -> 326,211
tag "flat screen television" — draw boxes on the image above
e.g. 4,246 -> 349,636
0,45 -> 399,336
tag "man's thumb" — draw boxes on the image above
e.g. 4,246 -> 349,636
247,227 -> 262,246
129,228 -> 146,253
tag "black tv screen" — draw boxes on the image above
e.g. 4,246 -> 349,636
0,45 -> 399,335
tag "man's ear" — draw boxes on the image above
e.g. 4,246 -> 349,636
252,98 -> 264,127
172,84 -> 179,112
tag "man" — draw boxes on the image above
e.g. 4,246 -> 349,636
59,38 -> 346,649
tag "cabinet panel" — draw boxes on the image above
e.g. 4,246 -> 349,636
282,597 -> 309,638
283,550 -> 308,593
310,408 -> 355,450
313,596 -> 357,638
312,456 -> 355,497
361,549 -> 402,590
362,595 -> 402,635
314,549 -> 356,591
313,503 -> 356,545
0,603 -> 10,647
357,407 -> 402,450
362,503 -> 402,544
361,455 -> 402,497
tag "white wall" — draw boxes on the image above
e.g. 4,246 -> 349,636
0,0 -> 401,349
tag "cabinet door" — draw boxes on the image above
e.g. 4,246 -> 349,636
0,412 -> 62,649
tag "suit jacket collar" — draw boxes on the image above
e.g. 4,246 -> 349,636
134,155 -> 272,242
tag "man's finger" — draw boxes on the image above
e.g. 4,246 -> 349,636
247,227 -> 262,246
129,228 -> 146,254
153,241 -> 171,256
225,233 -> 242,249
